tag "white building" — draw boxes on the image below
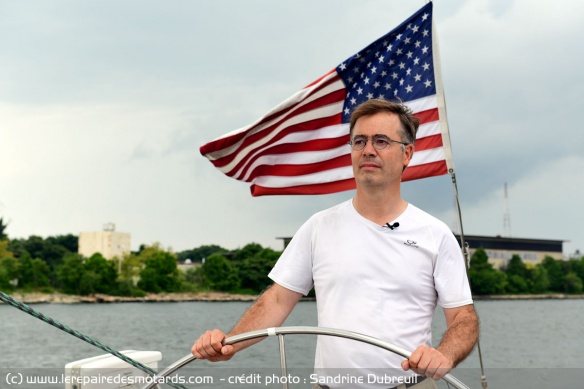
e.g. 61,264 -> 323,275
78,223 -> 131,260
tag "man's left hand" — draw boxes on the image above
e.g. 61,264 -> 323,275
401,345 -> 453,381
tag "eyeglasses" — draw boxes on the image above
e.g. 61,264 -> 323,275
348,135 -> 409,151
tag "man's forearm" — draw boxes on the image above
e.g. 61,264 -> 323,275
437,305 -> 479,366
227,283 -> 302,353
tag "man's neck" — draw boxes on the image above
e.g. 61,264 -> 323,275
353,187 -> 408,226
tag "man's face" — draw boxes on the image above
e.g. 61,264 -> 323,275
350,112 -> 413,189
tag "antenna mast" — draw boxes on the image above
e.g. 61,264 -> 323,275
503,183 -> 511,237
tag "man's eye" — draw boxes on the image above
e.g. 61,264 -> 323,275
354,139 -> 366,146
374,139 -> 389,147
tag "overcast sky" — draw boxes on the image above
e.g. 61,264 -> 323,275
1,0 -> 582,256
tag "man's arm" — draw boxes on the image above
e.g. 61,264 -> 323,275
402,304 -> 479,380
191,283 -> 302,362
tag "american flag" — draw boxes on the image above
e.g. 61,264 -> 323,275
200,2 -> 454,196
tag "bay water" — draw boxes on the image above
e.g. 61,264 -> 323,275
1,299 -> 583,388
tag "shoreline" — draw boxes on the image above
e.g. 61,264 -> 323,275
4,292 -> 259,304
3,292 -> 584,304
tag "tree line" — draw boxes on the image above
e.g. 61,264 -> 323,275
1,217 -> 583,296
0,219 -> 280,296
468,247 -> 584,295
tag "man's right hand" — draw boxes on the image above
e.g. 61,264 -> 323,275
191,329 -> 235,362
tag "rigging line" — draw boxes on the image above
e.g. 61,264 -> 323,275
0,291 -> 188,389
450,171 -> 488,389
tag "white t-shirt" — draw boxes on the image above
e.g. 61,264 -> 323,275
268,199 -> 473,388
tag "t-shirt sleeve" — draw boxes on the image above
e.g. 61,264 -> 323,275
434,231 -> 474,308
268,217 -> 315,296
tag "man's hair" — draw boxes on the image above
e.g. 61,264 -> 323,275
349,98 -> 419,146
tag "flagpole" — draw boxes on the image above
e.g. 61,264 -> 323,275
431,4 -> 488,388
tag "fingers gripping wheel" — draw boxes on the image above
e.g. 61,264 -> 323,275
142,326 -> 470,389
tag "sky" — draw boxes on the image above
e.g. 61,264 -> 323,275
0,0 -> 582,256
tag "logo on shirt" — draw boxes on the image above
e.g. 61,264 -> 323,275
404,240 -> 419,248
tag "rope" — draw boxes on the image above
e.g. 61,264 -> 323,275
0,291 -> 188,389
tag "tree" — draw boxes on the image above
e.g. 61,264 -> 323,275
0,256 -> 20,290
233,243 -> 264,262
539,256 -> 565,292
81,253 -> 118,294
468,248 -> 507,295
504,255 -> 530,293
200,254 -> 240,291
527,266 -> 549,294
564,272 -> 583,294
0,240 -> 14,259
137,248 -> 182,293
176,244 -> 227,263
237,248 -> 280,292
56,254 -> 85,294
0,217 -> 8,240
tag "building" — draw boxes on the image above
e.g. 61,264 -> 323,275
456,234 -> 564,269
78,223 -> 131,260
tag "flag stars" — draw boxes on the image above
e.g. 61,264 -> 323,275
373,81 -> 380,88
399,62 -> 406,69
357,87 -> 364,95
364,77 -> 370,85
384,82 -> 392,90
371,66 -> 377,74
406,51 -> 413,59
399,78 -> 405,86
406,68 -> 412,76
422,46 -> 429,54
350,97 -> 357,105
367,92 -> 374,99
422,62 -> 430,71
406,85 -> 413,93
381,70 -> 387,77
415,40 -> 421,48
414,74 -> 422,82
412,25 -> 419,33
424,79 -> 432,87
413,57 -> 420,65
339,63 -> 347,71
422,29 -> 429,37
391,72 -> 398,79
404,37 -> 411,44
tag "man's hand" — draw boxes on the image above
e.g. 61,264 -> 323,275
401,345 -> 453,381
191,329 -> 235,362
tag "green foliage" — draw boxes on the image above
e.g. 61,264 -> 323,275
564,272 -> 583,293
237,248 -> 280,292
56,254 -> 85,294
504,255 -> 530,293
176,244 -> 227,263
8,235 -> 76,270
19,255 -> 51,288
137,246 -> 182,293
200,254 -> 240,291
540,256 -> 566,292
0,256 -> 20,290
81,253 -> 118,294
0,217 -> 8,240
233,243 -> 264,262
468,248 -> 507,294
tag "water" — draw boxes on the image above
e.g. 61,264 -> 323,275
1,299 -> 583,388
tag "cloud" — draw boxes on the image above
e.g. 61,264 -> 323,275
0,0 -> 582,255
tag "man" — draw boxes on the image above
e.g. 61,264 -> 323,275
192,98 -> 479,389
